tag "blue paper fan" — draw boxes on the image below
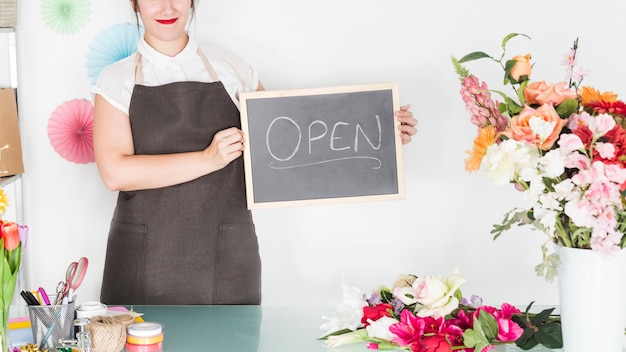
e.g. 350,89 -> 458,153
86,23 -> 142,84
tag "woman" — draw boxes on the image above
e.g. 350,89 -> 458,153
93,0 -> 417,305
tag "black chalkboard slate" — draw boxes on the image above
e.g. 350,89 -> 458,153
239,83 -> 404,209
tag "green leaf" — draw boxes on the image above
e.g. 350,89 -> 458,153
517,80 -> 529,105
318,328 -> 353,340
463,328 -> 488,348
503,59 -> 516,85
535,323 -> 563,349
501,33 -> 532,49
458,51 -> 492,63
477,310 -> 498,341
530,308 -> 555,326
555,99 -> 579,119
534,253 -> 561,282
380,288 -> 394,303
516,334 -> 539,350
504,96 -> 523,116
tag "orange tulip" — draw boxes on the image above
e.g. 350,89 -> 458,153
0,221 -> 20,251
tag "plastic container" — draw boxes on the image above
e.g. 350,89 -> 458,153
126,322 -> 164,352
76,301 -> 108,319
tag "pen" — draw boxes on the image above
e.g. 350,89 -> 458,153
20,291 -> 39,306
38,287 -> 50,305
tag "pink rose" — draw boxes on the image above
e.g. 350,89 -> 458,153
509,54 -> 532,81
496,317 -> 524,342
502,104 -> 567,150
524,81 -> 577,106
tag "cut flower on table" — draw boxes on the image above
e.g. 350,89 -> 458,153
0,183 -> 28,352
319,269 -> 562,351
451,33 -> 626,281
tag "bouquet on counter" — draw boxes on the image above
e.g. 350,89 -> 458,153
0,184 -> 28,352
319,269 -> 562,351
451,33 -> 626,281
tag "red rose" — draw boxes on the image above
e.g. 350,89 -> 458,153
412,335 -> 452,352
361,303 -> 393,326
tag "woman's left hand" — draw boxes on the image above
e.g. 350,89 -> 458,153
396,104 -> 418,144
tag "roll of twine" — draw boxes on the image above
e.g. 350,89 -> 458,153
87,314 -> 136,352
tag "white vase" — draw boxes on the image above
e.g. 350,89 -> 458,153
557,246 -> 626,352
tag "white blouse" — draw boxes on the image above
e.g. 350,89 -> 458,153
92,36 -> 259,115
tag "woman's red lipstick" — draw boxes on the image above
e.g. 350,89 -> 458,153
156,18 -> 177,24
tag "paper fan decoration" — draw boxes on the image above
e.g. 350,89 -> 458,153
47,99 -> 95,164
41,0 -> 91,35
86,23 -> 141,84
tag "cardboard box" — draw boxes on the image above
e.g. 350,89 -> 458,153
0,88 -> 24,176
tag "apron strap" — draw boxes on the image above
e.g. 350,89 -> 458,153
133,49 -> 220,85
198,50 -> 220,82
134,52 -> 144,85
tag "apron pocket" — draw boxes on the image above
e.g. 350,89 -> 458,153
215,223 -> 262,304
100,220 -> 148,305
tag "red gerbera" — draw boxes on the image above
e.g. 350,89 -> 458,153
585,100 -> 626,117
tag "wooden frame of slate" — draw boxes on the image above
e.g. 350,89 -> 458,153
239,82 -> 405,209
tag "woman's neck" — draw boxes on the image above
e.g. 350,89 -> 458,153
144,34 -> 189,57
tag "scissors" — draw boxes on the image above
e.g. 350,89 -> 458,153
54,257 -> 88,304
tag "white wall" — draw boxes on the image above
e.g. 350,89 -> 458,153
8,0 -> 626,307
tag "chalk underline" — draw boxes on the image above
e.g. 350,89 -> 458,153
269,156 -> 382,170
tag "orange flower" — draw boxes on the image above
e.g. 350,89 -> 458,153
502,104 -> 567,150
0,221 -> 20,251
465,126 -> 497,173
580,86 -> 617,106
524,81 -> 577,106
509,54 -> 532,82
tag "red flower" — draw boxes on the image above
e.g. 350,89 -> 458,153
0,221 -> 20,251
362,303 -> 393,326
585,100 -> 626,116
411,335 -> 452,352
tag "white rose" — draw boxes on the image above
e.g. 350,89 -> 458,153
412,271 -> 465,319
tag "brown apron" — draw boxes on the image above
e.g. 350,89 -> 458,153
100,51 -> 262,305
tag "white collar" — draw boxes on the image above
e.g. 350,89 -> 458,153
137,36 -> 199,70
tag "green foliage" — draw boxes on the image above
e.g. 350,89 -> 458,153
462,309 -> 501,351
555,98 -> 579,118
490,209 -> 535,240
451,56 -> 471,79
501,33 -> 532,49
512,304 -> 562,350
534,252 -> 561,282
457,51 -> 493,63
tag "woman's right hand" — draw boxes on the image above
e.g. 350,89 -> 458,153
205,127 -> 246,170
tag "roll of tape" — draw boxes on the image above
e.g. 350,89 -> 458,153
76,301 -> 108,319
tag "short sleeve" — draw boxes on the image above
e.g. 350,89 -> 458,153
91,54 -> 137,115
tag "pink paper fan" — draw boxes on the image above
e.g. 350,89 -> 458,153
47,99 -> 95,164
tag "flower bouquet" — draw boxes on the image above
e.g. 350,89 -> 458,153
0,185 -> 28,352
451,33 -> 626,281
319,269 -> 562,351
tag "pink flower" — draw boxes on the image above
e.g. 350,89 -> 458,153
557,133 -> 584,154
496,317 -> 524,342
366,342 -> 379,350
495,303 -> 522,319
389,310 -> 425,347
460,75 -> 508,131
